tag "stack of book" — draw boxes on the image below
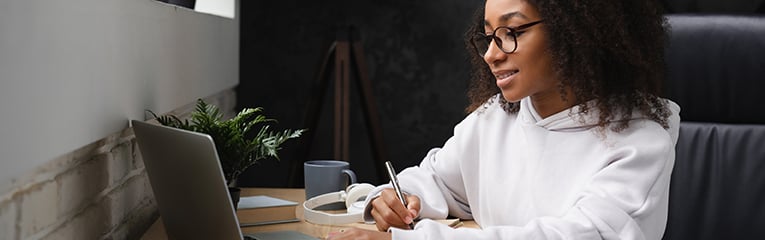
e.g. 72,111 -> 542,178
237,195 -> 299,226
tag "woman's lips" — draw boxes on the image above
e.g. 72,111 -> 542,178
494,70 -> 519,88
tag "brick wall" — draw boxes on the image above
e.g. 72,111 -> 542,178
0,89 -> 236,240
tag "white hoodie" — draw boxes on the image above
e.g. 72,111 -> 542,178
363,95 -> 681,240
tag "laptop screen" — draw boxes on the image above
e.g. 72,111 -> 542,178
132,120 -> 244,240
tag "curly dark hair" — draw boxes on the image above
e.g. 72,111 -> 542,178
465,0 -> 671,131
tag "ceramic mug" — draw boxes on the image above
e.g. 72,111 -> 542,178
304,160 -> 357,201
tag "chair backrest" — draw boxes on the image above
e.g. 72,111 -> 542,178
667,123 -> 765,239
664,15 -> 765,123
662,14 -> 765,240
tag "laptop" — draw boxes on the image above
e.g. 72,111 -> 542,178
131,120 -> 317,240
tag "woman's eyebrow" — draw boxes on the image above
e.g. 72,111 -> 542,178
484,11 -> 529,28
500,11 -> 529,22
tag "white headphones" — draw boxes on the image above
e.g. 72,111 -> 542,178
303,183 -> 375,225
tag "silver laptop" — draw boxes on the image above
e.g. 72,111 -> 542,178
132,120 -> 319,240
132,120 -> 247,240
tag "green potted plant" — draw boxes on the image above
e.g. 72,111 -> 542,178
149,99 -> 304,207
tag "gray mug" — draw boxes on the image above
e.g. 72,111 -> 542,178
304,160 -> 357,200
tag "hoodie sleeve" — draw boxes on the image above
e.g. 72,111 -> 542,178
362,104 -> 485,222
362,147 -> 473,222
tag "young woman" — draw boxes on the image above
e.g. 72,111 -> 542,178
330,0 -> 679,239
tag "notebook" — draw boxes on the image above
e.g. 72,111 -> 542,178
132,120 -> 317,240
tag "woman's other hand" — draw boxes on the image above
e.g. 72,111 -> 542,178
370,188 -> 420,231
328,228 -> 391,240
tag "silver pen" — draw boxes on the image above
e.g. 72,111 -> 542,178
385,161 -> 415,229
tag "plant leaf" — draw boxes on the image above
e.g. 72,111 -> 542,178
146,99 -> 304,185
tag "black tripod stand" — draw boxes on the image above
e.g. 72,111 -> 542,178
288,26 -> 389,186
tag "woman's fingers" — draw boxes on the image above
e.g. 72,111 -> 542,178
370,188 -> 422,231
370,207 -> 390,232
376,189 -> 417,229
371,193 -> 406,230
405,194 -> 420,218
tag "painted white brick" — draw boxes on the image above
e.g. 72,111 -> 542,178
104,200 -> 157,239
0,200 -> 18,240
109,142 -> 133,185
109,173 -> 158,239
107,173 -> 153,227
131,139 -> 146,171
19,182 -> 59,238
41,200 -> 109,240
57,157 -> 108,217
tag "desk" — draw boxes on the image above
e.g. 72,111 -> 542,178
141,188 -> 478,239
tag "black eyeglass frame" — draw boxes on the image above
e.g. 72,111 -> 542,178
472,20 -> 544,56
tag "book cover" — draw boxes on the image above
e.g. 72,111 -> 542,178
237,195 -> 299,226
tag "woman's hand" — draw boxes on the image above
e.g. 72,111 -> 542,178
327,228 -> 391,240
370,188 -> 420,231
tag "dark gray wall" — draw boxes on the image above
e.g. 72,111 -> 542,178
237,1 -> 480,187
236,0 -> 765,188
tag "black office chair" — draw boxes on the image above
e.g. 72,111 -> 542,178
662,14 -> 765,240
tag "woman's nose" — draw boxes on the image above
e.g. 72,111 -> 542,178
482,39 -> 507,65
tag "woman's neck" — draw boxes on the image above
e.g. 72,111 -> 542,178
530,88 -> 577,119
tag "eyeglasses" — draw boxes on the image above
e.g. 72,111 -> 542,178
471,20 -> 544,56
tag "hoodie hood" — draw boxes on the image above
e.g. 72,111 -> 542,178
519,97 -> 681,132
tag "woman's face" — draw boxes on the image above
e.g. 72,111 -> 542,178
483,0 -> 561,106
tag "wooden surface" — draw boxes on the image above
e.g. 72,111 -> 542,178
140,188 -> 479,239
